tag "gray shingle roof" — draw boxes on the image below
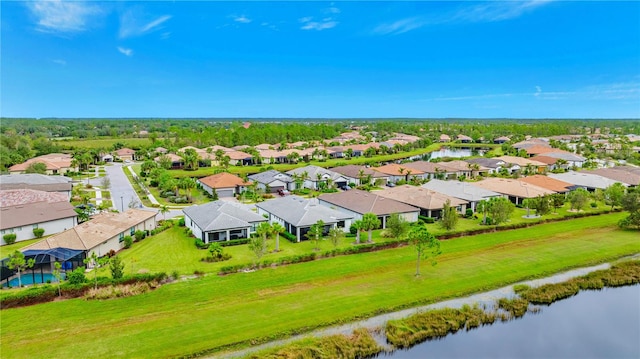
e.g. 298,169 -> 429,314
286,165 -> 347,182
421,179 -> 502,202
465,158 -> 505,169
247,170 -> 293,185
183,201 -> 266,232
0,174 -> 72,192
319,189 -> 419,215
548,172 -> 628,190
256,196 -> 352,227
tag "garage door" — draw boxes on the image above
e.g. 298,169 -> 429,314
217,188 -> 235,198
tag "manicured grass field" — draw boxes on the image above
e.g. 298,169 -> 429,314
0,239 -> 40,258
55,137 -> 152,150
1,213 -> 638,358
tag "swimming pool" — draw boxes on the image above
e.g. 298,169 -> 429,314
3,273 -> 65,287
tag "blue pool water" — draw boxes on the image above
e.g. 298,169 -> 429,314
3,273 -> 65,287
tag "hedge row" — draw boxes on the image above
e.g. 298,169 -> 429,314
0,272 -> 168,309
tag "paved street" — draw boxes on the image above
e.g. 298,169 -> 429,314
87,163 -> 182,220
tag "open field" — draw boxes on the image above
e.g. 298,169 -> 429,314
1,213 -> 638,358
54,137 -> 153,150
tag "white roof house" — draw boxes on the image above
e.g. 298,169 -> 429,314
548,172 -> 628,191
421,179 -> 504,211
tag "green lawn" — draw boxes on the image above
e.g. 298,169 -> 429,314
110,203 -> 616,276
55,137 -> 152,150
2,213 -> 638,359
0,239 -> 41,258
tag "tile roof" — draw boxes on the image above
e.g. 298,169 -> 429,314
198,172 -> 251,189
319,189 -> 419,215
465,158 -> 505,169
586,167 -> 640,186
530,156 -> 558,165
9,153 -> 74,172
329,165 -> 388,179
256,196 -> 352,227
471,178 -> 556,198
0,189 -> 69,207
22,209 -> 157,252
548,172 -> 629,190
183,200 -> 267,232
373,163 -> 425,176
518,175 -> 574,193
421,179 -> 502,202
286,165 -> 347,182
403,161 -> 454,174
114,148 -> 136,156
0,199 -> 77,230
375,185 -> 467,210
0,174 -> 72,192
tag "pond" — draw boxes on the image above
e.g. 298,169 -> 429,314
385,285 -> 640,359
428,147 -> 486,160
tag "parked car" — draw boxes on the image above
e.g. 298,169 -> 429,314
277,189 -> 290,196
386,182 -> 396,187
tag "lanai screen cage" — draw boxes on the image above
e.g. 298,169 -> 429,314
1,248 -> 85,287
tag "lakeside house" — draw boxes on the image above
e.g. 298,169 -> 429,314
373,163 -> 425,183
470,178 -> 555,205
375,185 -> 468,218
421,179 -> 503,211
329,165 -> 389,186
318,189 -> 419,228
183,201 -> 267,243
256,196 -> 353,241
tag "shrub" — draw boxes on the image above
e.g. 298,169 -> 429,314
194,238 -> 209,249
178,218 -> 185,227
33,228 -> 45,238
418,216 -> 435,224
85,282 -> 151,300
123,235 -> 133,249
134,230 -> 146,242
219,238 -> 250,247
3,233 -> 17,245
465,208 -> 474,218
590,202 -> 598,208
109,256 -> 125,280
349,225 -> 358,235
67,266 -> 87,285
282,231 -> 297,243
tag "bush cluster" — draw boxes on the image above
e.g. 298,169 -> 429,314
282,231 -> 297,243
3,233 -> 17,245
418,215 -> 435,223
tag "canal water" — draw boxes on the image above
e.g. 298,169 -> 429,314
386,285 -> 640,359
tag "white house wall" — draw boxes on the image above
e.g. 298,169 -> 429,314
2,216 -> 77,244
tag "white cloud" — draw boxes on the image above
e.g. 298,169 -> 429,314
52,59 -> 67,66
26,0 -> 102,33
119,11 -> 172,38
232,15 -> 252,24
372,17 -> 425,35
535,86 -> 542,97
373,1 -> 553,36
453,0 -> 554,23
117,47 -> 133,57
299,16 -> 337,31
327,7 -> 341,14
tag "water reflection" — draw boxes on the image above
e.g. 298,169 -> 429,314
429,147 -> 486,160
386,285 -> 640,359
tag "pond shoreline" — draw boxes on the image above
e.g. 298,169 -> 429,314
214,255 -> 639,359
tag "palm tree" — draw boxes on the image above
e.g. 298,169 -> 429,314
352,220 -> 363,244
270,223 -> 285,252
256,222 -> 272,243
159,205 -> 169,221
361,213 -> 381,243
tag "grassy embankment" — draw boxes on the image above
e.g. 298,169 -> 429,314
1,213 -> 638,358
113,203 -> 620,276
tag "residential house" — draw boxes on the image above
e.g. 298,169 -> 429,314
457,134 -> 473,143
494,156 -> 547,174
8,153 -> 77,175
512,138 -> 549,150
421,179 -> 503,211
586,167 -> 640,187
329,165 -> 389,186
1,189 -> 77,244
373,163 -> 425,183
114,148 -> 136,162
376,185 -> 468,218
20,209 -> 157,259
465,158 -> 506,175
286,165 -> 349,190
248,170 -> 295,193
318,189 -> 419,228
548,172 -> 628,191
0,174 -> 73,199
402,161 -> 454,180
256,196 -> 353,242
532,151 -> 586,168
183,201 -> 267,243
197,172 -> 252,198
154,153 -> 184,169
493,136 -> 511,144
439,134 -> 451,143
470,178 -> 555,205
433,160 -> 489,179
518,175 -> 574,194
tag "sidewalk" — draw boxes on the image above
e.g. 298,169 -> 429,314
126,165 -> 160,206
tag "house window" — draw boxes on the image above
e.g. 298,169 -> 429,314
130,227 -> 135,235
16,227 -> 22,232
0,230 -> 4,235
33,224 -> 39,229
119,233 -> 125,242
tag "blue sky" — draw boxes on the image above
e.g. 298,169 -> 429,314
2,1 -> 639,119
